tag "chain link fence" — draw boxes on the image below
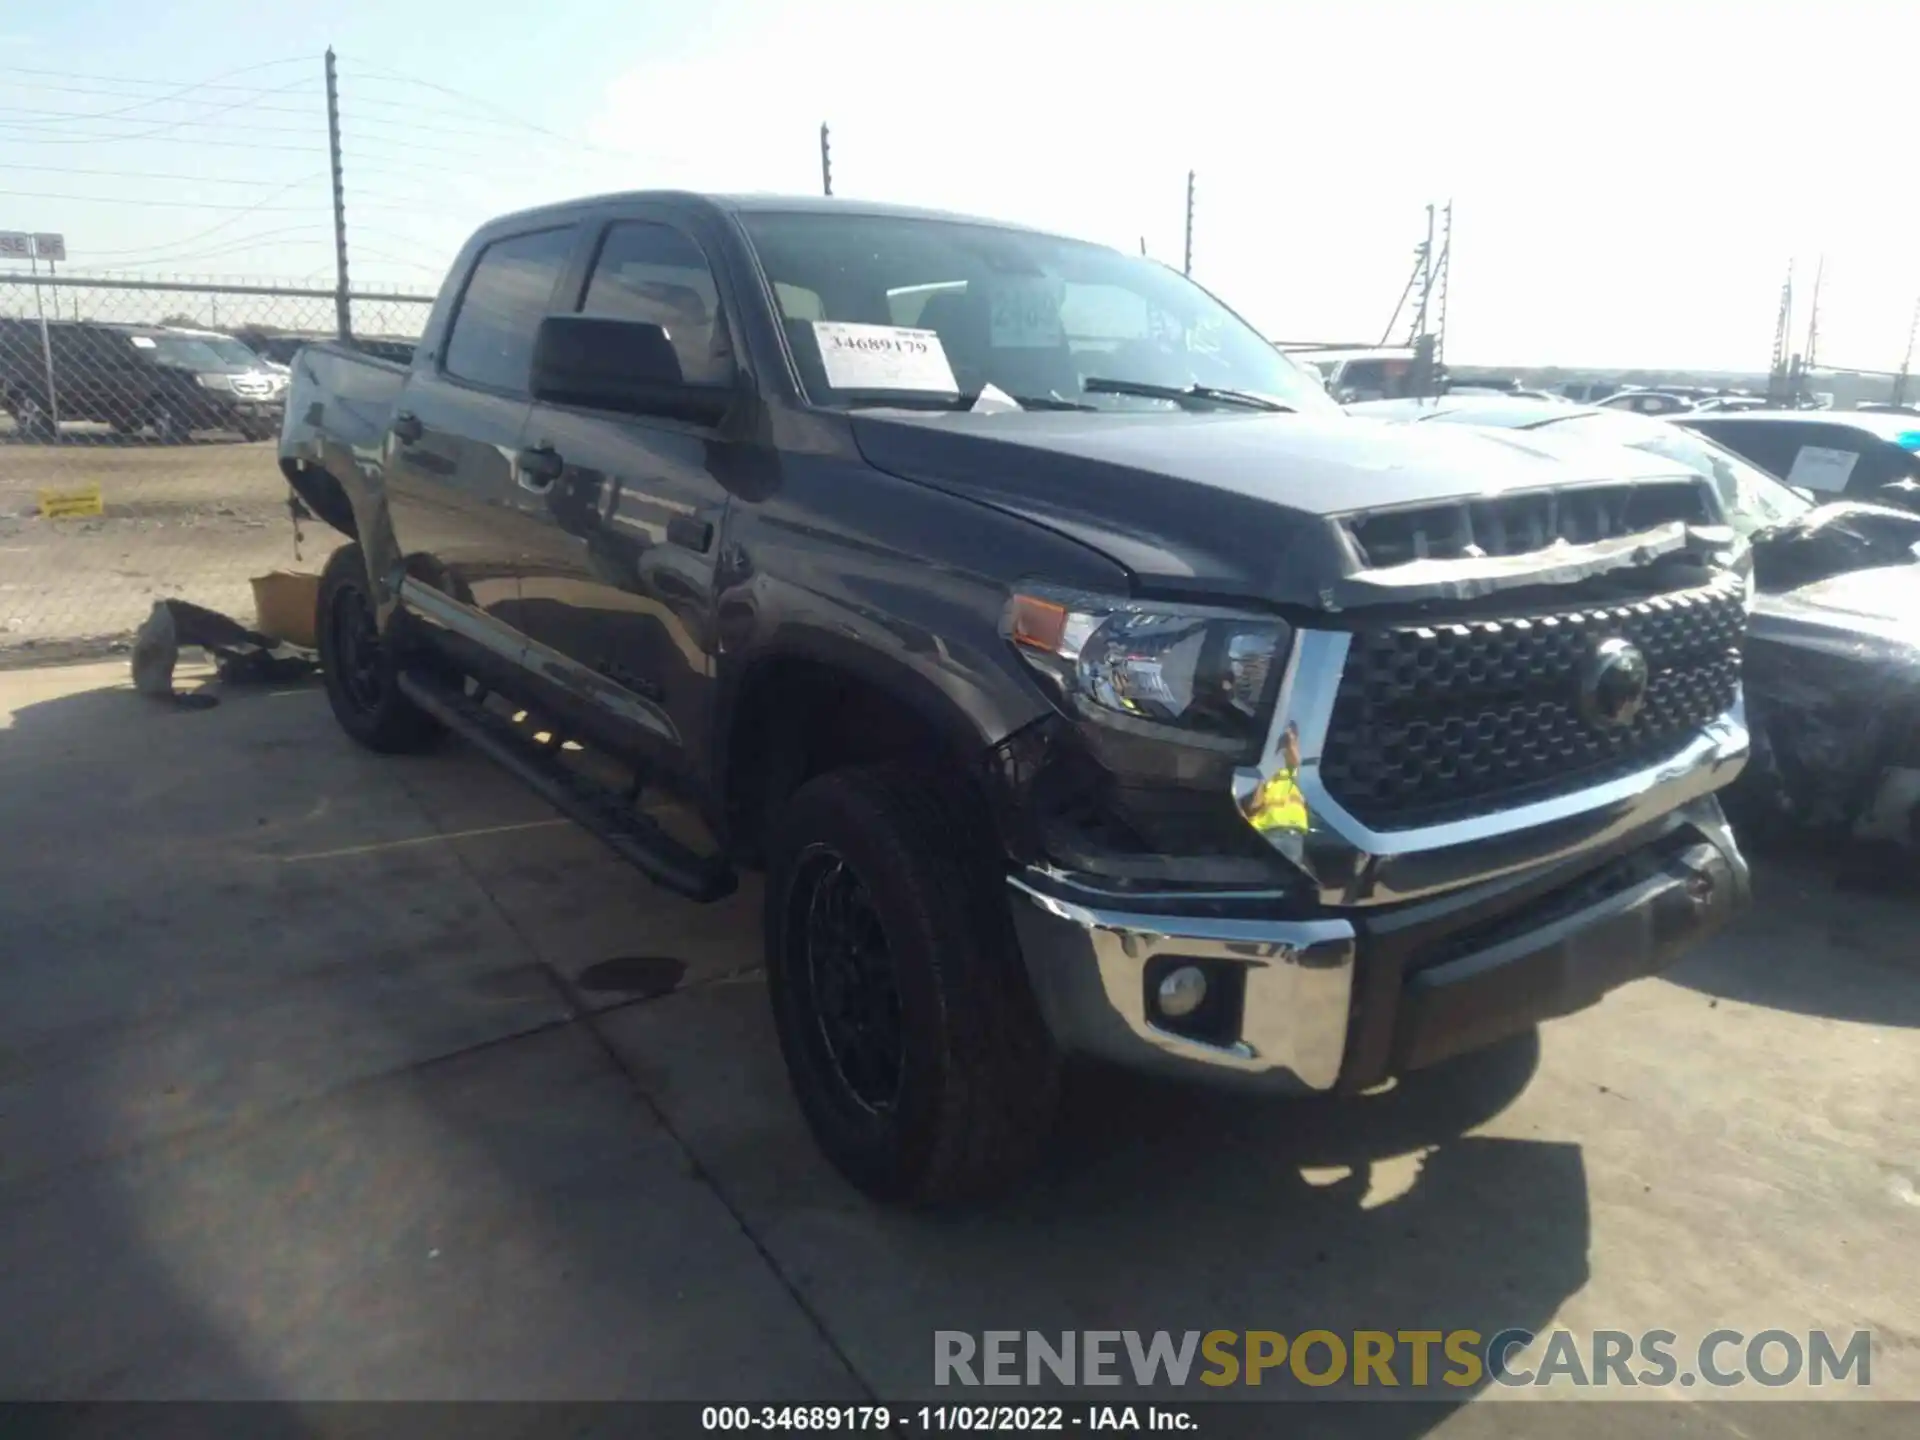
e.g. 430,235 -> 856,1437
0,274 -> 432,661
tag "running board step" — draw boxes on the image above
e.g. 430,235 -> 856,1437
397,671 -> 737,904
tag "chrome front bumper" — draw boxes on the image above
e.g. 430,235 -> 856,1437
1007,796 -> 1750,1092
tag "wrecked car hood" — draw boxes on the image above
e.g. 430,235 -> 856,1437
849,409 -> 1708,606
1751,563 -> 1920,667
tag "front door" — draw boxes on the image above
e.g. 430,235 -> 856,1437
383,223 -> 580,680
512,213 -> 738,781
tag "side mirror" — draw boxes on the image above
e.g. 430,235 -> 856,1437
529,315 -> 734,425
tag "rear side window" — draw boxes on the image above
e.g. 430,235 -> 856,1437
578,221 -> 734,386
444,226 -> 577,392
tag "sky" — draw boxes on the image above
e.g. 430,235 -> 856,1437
1,0 -> 1915,371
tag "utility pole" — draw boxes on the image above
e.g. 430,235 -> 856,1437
1182,170 -> 1195,277
1433,200 -> 1453,380
1804,254 -> 1824,376
1767,260 -> 1794,406
819,123 -> 833,197
1893,292 -> 1919,409
325,47 -> 352,342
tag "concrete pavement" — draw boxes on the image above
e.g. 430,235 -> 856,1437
1,659 -> 1915,1433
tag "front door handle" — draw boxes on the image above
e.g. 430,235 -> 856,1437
392,410 -> 423,445
517,445 -> 565,494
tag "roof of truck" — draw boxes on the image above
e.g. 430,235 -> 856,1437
479,189 -> 1069,241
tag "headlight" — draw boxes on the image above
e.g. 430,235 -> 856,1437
1004,586 -> 1290,755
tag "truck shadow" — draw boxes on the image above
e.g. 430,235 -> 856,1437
1661,848 -> 1920,1027
609,979 -> 1587,1426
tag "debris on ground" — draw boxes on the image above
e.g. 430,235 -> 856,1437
130,598 -> 316,709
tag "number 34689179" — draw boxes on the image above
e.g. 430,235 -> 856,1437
831,334 -> 927,355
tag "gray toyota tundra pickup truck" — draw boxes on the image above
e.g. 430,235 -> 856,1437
281,191 -> 1753,1205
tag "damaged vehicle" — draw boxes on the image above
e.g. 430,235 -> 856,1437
1351,394 -> 1920,844
281,193 -> 1753,1206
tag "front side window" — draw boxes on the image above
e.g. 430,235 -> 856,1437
443,226 -> 578,393
578,221 -> 735,387
740,210 -> 1338,415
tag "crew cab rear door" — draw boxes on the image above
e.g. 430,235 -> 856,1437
510,205 -> 739,779
384,222 -> 580,679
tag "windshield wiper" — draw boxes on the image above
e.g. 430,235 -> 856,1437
840,391 -> 1095,413
1080,377 -> 1296,414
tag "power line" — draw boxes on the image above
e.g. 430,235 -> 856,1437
0,59 -> 313,93
339,63 -> 678,165
0,187 -> 417,215
81,223 -> 331,262
0,161 -> 304,186
0,76 -> 310,143
0,131 -> 324,154
0,78 -> 320,114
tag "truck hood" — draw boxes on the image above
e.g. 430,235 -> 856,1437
849,409 -> 1708,608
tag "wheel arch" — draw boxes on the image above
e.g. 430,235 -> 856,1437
716,626 -> 1048,866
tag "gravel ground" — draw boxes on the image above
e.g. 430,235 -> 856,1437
0,427 -> 331,660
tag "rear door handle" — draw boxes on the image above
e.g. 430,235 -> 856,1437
517,445 -> 565,493
391,410 -> 423,445
667,515 -> 713,553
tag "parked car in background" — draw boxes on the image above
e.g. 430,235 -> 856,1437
1596,388 -> 1697,416
1289,346 -> 1420,401
1689,395 -> 1768,413
0,318 -> 286,442
1350,394 -> 1920,845
163,325 -> 289,424
1677,409 -> 1920,514
280,190 -> 1754,1205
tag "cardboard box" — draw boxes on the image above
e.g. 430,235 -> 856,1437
250,570 -> 321,649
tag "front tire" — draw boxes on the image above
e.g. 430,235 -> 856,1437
764,764 -> 1060,1207
316,542 -> 442,753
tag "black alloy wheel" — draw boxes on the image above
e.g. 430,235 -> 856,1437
789,844 -> 905,1114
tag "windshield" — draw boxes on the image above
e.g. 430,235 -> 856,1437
738,211 -> 1338,415
1540,412 -> 1814,537
193,335 -> 266,368
132,334 -> 242,372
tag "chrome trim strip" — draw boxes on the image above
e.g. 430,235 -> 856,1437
396,576 -> 526,669
1233,628 -> 1751,907
1006,874 -> 1357,1091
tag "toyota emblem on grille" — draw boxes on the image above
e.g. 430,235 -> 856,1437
1578,637 -> 1650,728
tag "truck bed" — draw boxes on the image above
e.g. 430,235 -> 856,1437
278,340 -> 410,540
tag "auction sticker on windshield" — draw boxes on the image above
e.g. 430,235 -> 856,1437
812,321 -> 958,393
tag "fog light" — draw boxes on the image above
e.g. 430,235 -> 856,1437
1156,965 -> 1208,1019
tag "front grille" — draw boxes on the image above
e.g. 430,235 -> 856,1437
1319,577 -> 1745,829
1345,481 -> 1711,567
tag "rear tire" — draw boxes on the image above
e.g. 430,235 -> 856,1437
316,542 -> 443,754
764,763 -> 1060,1207
11,394 -> 54,442
148,403 -> 186,445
